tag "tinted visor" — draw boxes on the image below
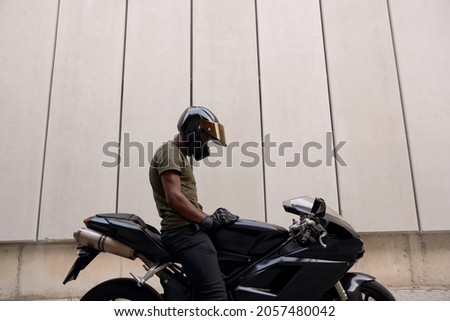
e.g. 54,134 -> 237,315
199,119 -> 226,147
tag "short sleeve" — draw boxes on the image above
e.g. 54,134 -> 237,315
155,143 -> 185,176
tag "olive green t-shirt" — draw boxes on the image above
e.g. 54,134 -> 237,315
149,141 -> 203,231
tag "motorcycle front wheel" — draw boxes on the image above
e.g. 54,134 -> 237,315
80,278 -> 163,301
357,280 -> 396,301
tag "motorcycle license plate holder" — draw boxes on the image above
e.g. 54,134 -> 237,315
63,246 -> 99,284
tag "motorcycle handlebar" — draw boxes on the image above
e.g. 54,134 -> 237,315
301,229 -> 311,244
294,219 -> 327,248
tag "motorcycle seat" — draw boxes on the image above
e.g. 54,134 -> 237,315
86,213 -> 174,262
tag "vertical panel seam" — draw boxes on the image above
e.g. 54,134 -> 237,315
190,0 -> 194,106
386,0 -> 421,232
319,0 -> 343,216
116,0 -> 129,213
37,0 -> 62,241
254,0 -> 268,223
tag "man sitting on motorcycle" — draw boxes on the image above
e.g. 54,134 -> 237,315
149,106 -> 238,300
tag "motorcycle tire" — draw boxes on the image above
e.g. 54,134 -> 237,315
80,278 -> 163,301
358,280 -> 396,301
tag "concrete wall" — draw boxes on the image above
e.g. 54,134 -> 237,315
1,0 -> 449,299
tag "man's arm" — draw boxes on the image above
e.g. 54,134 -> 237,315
160,170 -> 207,224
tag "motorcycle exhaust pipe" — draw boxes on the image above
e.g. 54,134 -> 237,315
74,228 -> 136,260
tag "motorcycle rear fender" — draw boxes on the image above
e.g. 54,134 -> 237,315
63,246 -> 99,284
340,272 -> 376,300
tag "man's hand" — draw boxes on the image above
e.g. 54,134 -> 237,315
200,208 -> 239,231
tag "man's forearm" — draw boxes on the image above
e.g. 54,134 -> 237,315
165,190 -> 207,224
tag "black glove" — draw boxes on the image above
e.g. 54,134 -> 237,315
200,208 -> 239,231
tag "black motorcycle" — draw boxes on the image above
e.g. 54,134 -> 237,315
63,196 -> 395,301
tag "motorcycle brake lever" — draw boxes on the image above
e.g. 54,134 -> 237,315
319,231 -> 328,248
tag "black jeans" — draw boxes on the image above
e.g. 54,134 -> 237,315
161,224 -> 227,300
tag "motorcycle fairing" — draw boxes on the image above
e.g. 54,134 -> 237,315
231,256 -> 350,300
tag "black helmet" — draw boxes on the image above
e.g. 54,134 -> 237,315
177,106 -> 226,160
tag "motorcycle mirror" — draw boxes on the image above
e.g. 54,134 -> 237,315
282,196 -> 327,218
311,198 -> 326,218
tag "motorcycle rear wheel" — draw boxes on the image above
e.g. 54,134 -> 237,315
80,278 -> 163,301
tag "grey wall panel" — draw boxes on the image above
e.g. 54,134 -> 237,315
39,0 -> 125,240
0,0 -> 59,241
117,0 -> 191,229
389,0 -> 450,231
258,0 -> 339,227
322,0 -> 417,232
192,0 -> 265,220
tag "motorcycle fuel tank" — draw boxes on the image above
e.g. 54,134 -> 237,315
210,219 -> 289,258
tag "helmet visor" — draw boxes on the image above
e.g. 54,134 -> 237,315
199,119 -> 226,147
